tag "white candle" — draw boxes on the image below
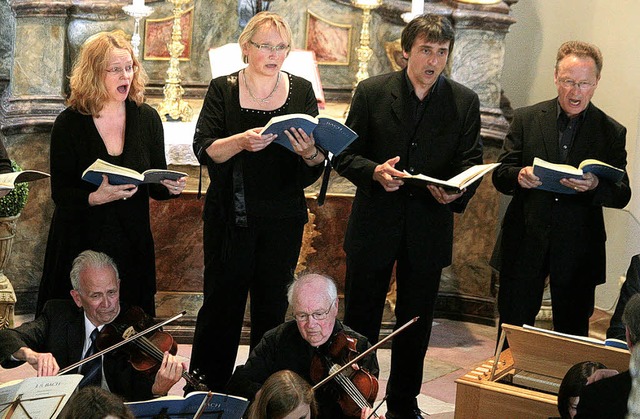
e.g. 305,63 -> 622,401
133,0 -> 144,8
411,0 -> 424,15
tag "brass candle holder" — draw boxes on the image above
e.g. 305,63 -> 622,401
352,0 -> 382,88
344,0 -> 381,117
155,0 -> 193,122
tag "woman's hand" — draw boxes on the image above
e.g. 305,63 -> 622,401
161,176 -> 187,196
284,128 -> 324,166
235,128 -> 276,153
88,174 -> 137,206
284,128 -> 316,157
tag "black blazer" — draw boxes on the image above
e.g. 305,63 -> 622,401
575,370 -> 631,419
492,99 -> 631,285
0,300 -> 155,402
333,70 -> 483,270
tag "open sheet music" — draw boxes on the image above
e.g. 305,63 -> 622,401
125,391 -> 249,419
0,374 -> 82,419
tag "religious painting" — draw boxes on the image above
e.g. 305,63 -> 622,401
385,39 -> 406,71
143,7 -> 194,61
304,11 -> 352,66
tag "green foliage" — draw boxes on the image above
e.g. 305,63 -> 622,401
0,160 -> 29,218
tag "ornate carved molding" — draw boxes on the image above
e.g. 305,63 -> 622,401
9,0 -> 70,17
0,92 -> 66,135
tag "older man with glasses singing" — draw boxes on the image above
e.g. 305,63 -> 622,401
492,40 -> 631,341
226,274 -> 380,419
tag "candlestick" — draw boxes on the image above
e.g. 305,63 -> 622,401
411,0 -> 424,15
344,0 -> 382,117
122,2 -> 154,58
155,0 -> 194,122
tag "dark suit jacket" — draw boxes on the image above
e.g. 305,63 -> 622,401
607,255 -> 640,341
226,320 -> 379,419
493,99 -> 631,285
0,300 -> 155,402
333,71 -> 483,270
575,370 -> 631,419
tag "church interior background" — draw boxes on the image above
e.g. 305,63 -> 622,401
1,0 -> 639,347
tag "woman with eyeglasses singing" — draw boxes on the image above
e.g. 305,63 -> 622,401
190,11 -> 326,392
37,30 -> 186,317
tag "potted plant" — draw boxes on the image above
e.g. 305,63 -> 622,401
0,160 -> 29,328
0,160 -> 29,279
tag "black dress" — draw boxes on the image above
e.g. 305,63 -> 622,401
190,71 -> 323,390
37,100 -> 173,316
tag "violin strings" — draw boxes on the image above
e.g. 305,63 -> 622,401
133,336 -> 197,386
334,372 -> 370,410
327,363 -> 371,410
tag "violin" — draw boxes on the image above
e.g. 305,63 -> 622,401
310,331 -> 379,418
311,317 -> 420,418
95,306 -> 208,392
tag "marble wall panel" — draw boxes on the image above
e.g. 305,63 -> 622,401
12,18 -> 66,97
1,131 -> 52,310
0,1 -> 14,83
450,28 -> 505,110
140,0 -> 240,84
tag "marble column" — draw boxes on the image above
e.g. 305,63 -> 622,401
0,0 -> 70,134
449,0 -> 516,141
66,1 -> 130,71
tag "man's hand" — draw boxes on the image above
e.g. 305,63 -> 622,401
151,352 -> 185,396
560,171 -> 599,193
427,185 -> 464,204
586,368 -> 619,385
14,347 -> 59,376
517,166 -> 542,189
373,156 -> 405,192
361,407 -> 385,419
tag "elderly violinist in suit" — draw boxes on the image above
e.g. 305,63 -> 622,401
227,274 -> 380,419
0,250 -> 184,401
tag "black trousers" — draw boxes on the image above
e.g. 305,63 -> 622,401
344,244 -> 442,412
497,266 -> 596,338
190,217 -> 303,391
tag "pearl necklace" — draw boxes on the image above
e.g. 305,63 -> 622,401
242,69 -> 280,104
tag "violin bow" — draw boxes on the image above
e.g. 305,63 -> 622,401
312,316 -> 419,390
57,311 -> 187,376
192,391 -> 213,419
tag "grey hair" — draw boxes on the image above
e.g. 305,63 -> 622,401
623,294 -> 640,346
287,273 -> 337,306
70,250 -> 119,291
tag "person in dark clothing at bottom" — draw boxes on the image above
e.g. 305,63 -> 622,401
575,293 -> 640,418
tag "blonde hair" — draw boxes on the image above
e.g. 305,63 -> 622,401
67,29 -> 147,116
247,370 -> 317,419
238,11 -> 292,64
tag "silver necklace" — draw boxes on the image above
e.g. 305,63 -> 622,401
243,69 -> 280,103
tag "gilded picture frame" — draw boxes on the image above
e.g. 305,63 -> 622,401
143,6 -> 194,61
304,11 -> 352,66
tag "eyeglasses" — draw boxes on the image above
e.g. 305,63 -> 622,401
105,64 -> 138,76
249,40 -> 290,54
558,78 -> 596,91
293,299 -> 335,323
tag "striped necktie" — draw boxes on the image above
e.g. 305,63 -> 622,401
78,328 -> 102,388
